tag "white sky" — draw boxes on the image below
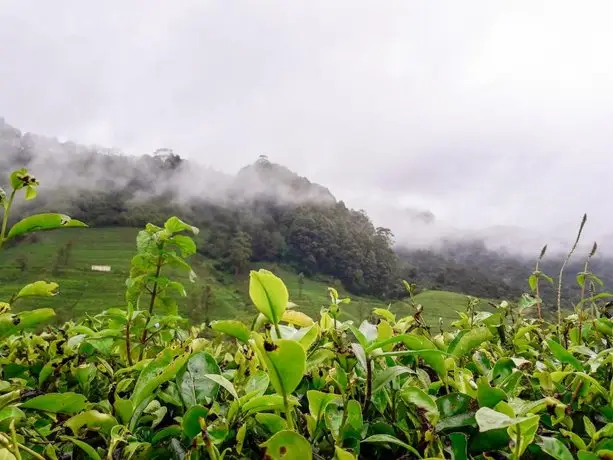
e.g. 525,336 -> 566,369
1,0 -> 613,247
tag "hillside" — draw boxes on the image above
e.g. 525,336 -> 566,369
0,227 -> 486,325
2,116 -> 610,318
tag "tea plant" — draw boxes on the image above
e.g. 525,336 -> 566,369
2,167 -> 613,459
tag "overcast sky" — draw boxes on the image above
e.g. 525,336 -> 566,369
1,0 -> 613,247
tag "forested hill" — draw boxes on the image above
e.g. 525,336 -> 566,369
1,117 -> 610,309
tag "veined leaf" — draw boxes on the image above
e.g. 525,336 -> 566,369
21,392 -> 87,415
210,320 -> 250,343
164,216 -> 199,235
182,405 -> 209,440
547,339 -> 584,371
0,308 -> 56,338
250,332 -> 305,397
508,413 -> 540,457
65,410 -> 118,435
335,446 -> 357,460
281,310 -> 314,327
260,430 -> 312,460
6,213 -> 86,240
249,269 -> 289,325
256,413 -> 287,434
242,395 -> 297,415
203,373 -> 238,399
307,390 -> 339,423
16,281 -> 59,299
401,386 -> 439,424
449,328 -> 493,358
372,366 -> 413,394
362,434 -> 422,458
131,348 -> 190,409
61,436 -> 102,460
475,407 -> 539,432
538,436 -> 573,460
176,351 -> 221,408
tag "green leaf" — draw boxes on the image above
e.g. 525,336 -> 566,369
203,373 -> 238,399
475,407 -> 538,432
176,352 -> 221,408
372,308 -> 396,323
6,213 -> 86,240
210,320 -> 250,343
260,430 -> 312,460
16,281 -> 59,299
65,410 -> 118,435
237,423 -> 247,454
529,274 -> 538,291
114,399 -> 133,425
362,434 -> 422,458
449,328 -> 493,358
507,414 -> 540,457
477,377 -> 507,408
0,406 -> 24,424
372,366 -> 413,394
584,416 -> 597,439
449,432 -> 468,460
244,371 -> 270,397
151,425 -> 182,446
307,390 -> 339,423
24,185 -> 37,200
170,234 -> 197,256
560,428 -> 588,450
61,436 -> 102,460
256,413 -> 287,434
249,269 -> 289,325
402,386 -> 439,421
0,449 -> 17,460
0,308 -> 56,338
131,348 -> 191,410
164,216 -> 199,235
9,168 -> 35,190
21,392 -> 87,414
182,404 -> 209,440
242,395 -> 296,415
282,310 -> 315,328
537,436 -> 574,460
335,446 -> 357,460
250,333 -> 306,396
547,339 -> 584,371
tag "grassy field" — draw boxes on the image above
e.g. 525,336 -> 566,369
0,227 -> 489,325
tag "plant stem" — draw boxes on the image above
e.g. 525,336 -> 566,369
514,429 -> 521,460
10,421 -> 22,460
139,244 -> 164,359
0,190 -> 16,250
199,417 -> 219,460
557,214 -> 587,340
125,314 -> 133,367
283,390 -> 295,430
363,357 -> 372,413
274,322 -> 282,340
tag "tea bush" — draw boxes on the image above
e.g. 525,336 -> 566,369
1,168 -> 613,460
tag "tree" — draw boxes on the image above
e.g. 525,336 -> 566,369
227,231 -> 252,275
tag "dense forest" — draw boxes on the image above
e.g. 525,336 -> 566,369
1,117 -> 610,310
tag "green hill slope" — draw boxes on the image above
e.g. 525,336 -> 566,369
0,227 -> 487,325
